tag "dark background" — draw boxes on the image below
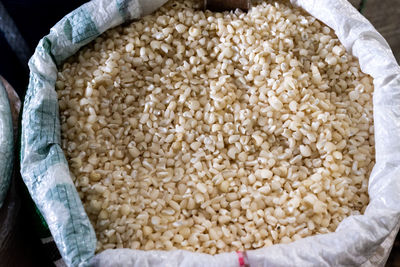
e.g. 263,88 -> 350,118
0,0 -> 399,266
0,0 -> 88,97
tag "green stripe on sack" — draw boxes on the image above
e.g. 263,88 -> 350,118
45,183 -> 96,266
21,0 -> 145,265
30,147 -> 66,191
63,7 -> 99,44
117,0 -> 133,21
26,97 -> 60,148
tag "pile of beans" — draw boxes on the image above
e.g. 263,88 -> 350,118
56,0 -> 374,254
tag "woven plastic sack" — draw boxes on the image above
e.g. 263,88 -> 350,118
0,76 -> 24,266
20,0 -> 400,266
0,78 -> 14,209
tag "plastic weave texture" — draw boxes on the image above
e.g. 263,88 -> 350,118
20,1 -> 142,266
20,0 -> 400,266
